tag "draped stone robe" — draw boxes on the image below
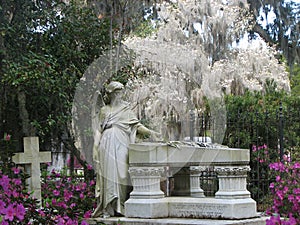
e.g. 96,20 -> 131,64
93,102 -> 140,217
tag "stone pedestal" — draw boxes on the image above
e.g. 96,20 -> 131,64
215,166 -> 251,199
173,166 -> 206,197
190,166 -> 205,197
128,167 -> 165,199
125,167 -> 168,218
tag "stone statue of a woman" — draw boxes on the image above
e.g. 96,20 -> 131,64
92,81 -> 159,218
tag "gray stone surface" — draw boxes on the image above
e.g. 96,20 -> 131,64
88,216 -> 267,225
168,197 -> 257,219
125,199 -> 168,218
128,142 -> 249,166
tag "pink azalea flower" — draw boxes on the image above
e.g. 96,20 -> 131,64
0,200 -> 6,213
81,182 -> 87,189
4,204 -> 15,221
1,220 -> 9,225
66,218 -> 76,225
11,167 -> 20,174
0,175 -> 10,192
57,202 -> 67,209
266,215 -> 281,225
81,220 -> 89,225
15,203 -> 25,221
89,180 -> 95,185
287,213 -> 297,225
64,190 -> 73,201
293,188 -> 300,195
87,164 -> 93,170
52,199 -> 57,205
56,217 -> 65,225
13,178 -> 22,186
293,162 -> 300,169
288,194 -> 294,202
38,209 -> 46,217
276,175 -> 281,182
12,190 -> 19,198
53,189 -> 60,196
75,185 -> 81,191
80,193 -> 84,199
5,134 -> 11,141
83,211 -> 92,218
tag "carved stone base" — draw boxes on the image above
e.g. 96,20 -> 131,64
168,197 -> 258,219
125,197 -> 257,219
125,198 -> 168,218
215,166 -> 251,199
129,167 -> 165,199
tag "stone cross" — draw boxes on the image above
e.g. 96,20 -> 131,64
12,137 -> 51,203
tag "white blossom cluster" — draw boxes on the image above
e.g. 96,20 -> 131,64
123,0 -> 290,142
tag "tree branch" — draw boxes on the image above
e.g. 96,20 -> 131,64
252,23 -> 275,45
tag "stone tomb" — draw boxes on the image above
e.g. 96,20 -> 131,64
125,142 -> 258,220
12,137 -> 51,203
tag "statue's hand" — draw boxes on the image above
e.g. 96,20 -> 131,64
150,130 -> 162,142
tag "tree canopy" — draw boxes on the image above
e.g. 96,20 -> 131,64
0,0 -> 112,153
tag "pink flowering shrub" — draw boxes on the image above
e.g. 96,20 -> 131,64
1,134 -> 95,225
266,162 -> 300,225
0,167 -> 50,224
41,167 -> 96,224
0,165 -> 95,224
252,144 -> 270,164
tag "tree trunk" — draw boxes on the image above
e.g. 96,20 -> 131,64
17,89 -> 32,136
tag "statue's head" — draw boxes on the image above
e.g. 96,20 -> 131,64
106,81 -> 124,94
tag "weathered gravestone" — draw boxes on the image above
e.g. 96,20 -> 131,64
12,137 -> 51,203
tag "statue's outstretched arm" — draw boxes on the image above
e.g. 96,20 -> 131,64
137,124 -> 161,141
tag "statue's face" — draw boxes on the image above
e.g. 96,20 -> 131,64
111,88 -> 123,99
106,81 -> 124,93
114,88 -> 123,94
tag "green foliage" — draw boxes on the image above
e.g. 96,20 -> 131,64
132,20 -> 157,38
224,82 -> 300,211
0,134 -> 17,175
224,87 -> 300,153
0,0 -> 113,152
290,63 -> 300,96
